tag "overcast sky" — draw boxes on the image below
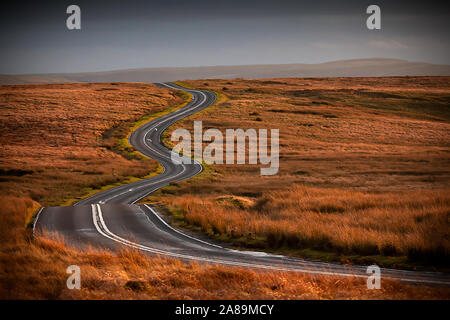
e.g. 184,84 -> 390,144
1,0 -> 449,74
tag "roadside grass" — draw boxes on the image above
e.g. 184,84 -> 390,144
1,196 -> 449,299
144,77 -> 450,271
161,81 -> 228,150
116,90 -> 192,160
61,164 -> 165,206
62,90 -> 191,206
158,187 -> 449,271
139,81 -> 226,202
1,80 -> 449,299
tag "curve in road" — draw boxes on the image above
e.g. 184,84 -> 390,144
35,82 -> 450,286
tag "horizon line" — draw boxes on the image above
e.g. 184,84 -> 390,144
3,57 -> 447,76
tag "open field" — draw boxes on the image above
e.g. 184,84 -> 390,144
0,82 -> 185,206
147,77 -> 450,270
0,80 -> 449,299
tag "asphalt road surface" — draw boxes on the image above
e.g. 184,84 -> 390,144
35,82 -> 450,286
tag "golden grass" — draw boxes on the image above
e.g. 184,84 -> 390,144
166,187 -> 449,266
0,82 -> 184,206
147,77 -> 450,269
1,80 -> 449,299
1,197 -> 449,299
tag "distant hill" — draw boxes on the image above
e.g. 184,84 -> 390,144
1,58 -> 450,85
0,74 -> 74,85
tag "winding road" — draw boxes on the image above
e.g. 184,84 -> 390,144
35,82 -> 450,286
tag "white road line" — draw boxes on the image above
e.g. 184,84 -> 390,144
91,204 -> 449,285
75,83 -> 209,206
72,84 -> 450,285
103,164 -> 187,203
32,207 -> 44,237
91,204 -> 362,278
140,88 -> 207,161
102,86 -> 208,203
143,204 -> 224,249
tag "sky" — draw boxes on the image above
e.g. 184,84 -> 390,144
1,0 -> 449,74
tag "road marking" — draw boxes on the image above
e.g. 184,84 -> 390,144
141,88 -> 207,161
75,83 -> 210,206
143,204 -> 224,249
32,207 -> 45,237
68,83 -> 450,285
90,204 -> 449,285
103,164 -> 188,204
51,83 -> 449,285
91,204 -> 360,276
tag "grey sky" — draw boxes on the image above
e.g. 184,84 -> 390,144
1,0 -> 449,74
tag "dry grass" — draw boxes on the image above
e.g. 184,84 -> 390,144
147,77 -> 450,269
0,82 -> 184,205
1,197 -> 448,299
0,80 -> 449,299
165,187 -> 449,267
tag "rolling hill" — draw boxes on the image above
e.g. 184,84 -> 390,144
1,58 -> 450,85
